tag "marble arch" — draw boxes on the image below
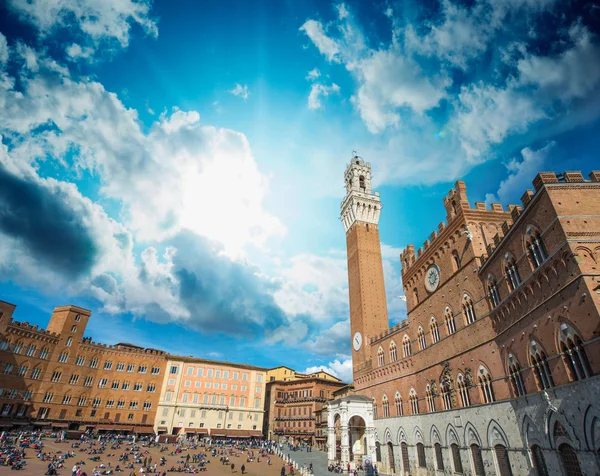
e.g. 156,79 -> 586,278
327,395 -> 376,468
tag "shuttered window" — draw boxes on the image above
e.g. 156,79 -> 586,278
451,443 -> 463,473
494,445 -> 512,476
417,443 -> 426,468
530,445 -> 548,476
558,444 -> 583,476
401,442 -> 410,474
471,444 -> 485,476
435,443 -> 444,470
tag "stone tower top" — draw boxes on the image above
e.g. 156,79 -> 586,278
340,156 -> 382,232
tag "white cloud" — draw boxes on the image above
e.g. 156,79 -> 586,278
265,320 -> 309,346
454,81 -> 547,160
273,253 -> 348,320
7,0 -> 157,49
304,320 -> 350,358
229,83 -> 250,100
0,47 -> 284,259
305,358 -> 353,383
66,43 -> 95,61
352,49 -> 450,133
0,33 -> 8,65
485,142 -> 555,205
404,0 -> 496,69
306,68 -> 321,81
308,83 -> 340,110
300,20 -> 341,62
517,25 -> 600,102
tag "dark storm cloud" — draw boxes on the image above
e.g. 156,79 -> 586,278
169,231 -> 289,336
0,164 -> 98,276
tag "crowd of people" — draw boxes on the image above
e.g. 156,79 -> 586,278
0,429 -> 293,475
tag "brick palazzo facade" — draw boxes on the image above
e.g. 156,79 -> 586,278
263,368 -> 347,446
332,158 -> 600,475
0,303 -> 166,433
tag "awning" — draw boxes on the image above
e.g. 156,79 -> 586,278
33,421 -> 51,426
52,423 -> 69,428
134,427 -> 154,434
184,428 -> 196,433
157,426 -> 168,432
196,429 -> 209,435
0,419 -> 12,427
97,424 -> 115,430
211,430 -> 226,436
12,421 -> 30,426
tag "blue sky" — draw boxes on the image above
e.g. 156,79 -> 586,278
0,0 -> 599,382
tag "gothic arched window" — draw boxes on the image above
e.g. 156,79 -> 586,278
445,306 -> 456,335
382,395 -> 390,418
507,353 -> 526,397
426,384 -> 436,412
525,226 -> 548,269
530,341 -> 554,390
463,293 -> 476,325
440,378 -> 452,410
478,365 -> 495,404
394,391 -> 402,416
409,388 -> 419,415
359,175 -> 365,190
504,253 -> 521,291
430,316 -> 440,343
377,347 -> 385,367
452,250 -> 461,271
418,326 -> 426,350
403,335 -> 411,357
559,323 -> 591,381
389,341 -> 397,363
488,275 -> 501,307
457,373 -> 470,407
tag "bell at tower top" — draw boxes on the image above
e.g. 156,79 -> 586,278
340,155 -> 382,233
344,156 -> 374,195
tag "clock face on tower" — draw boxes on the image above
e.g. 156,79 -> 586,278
353,332 -> 363,351
425,264 -> 441,292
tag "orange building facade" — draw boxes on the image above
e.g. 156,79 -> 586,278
333,158 -> 600,475
0,303 -> 166,433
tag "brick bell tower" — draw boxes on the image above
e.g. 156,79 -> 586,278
341,156 -> 389,372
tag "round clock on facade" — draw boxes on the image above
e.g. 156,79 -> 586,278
425,264 -> 441,292
353,331 -> 363,351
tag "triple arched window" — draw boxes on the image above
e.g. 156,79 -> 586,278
382,395 -> 390,418
440,379 -> 452,410
403,335 -> 411,358
559,324 -> 591,381
409,388 -> 419,415
394,392 -> 403,416
425,384 -> 436,412
457,373 -> 470,407
507,353 -> 526,397
418,326 -> 426,350
430,317 -> 440,343
444,306 -> 456,335
488,275 -> 501,307
478,366 -> 495,404
530,340 -> 554,390
377,347 -> 385,367
504,254 -> 521,291
389,341 -> 397,363
526,227 -> 548,269
463,294 -> 476,324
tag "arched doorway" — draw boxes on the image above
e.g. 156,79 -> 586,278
349,415 -> 367,465
387,442 -> 396,471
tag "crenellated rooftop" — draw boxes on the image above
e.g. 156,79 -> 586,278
369,319 -> 409,345
479,170 -> 600,270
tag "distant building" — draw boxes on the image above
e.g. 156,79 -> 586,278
154,357 -> 266,439
0,302 -> 166,433
264,366 -> 348,445
332,158 -> 600,475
